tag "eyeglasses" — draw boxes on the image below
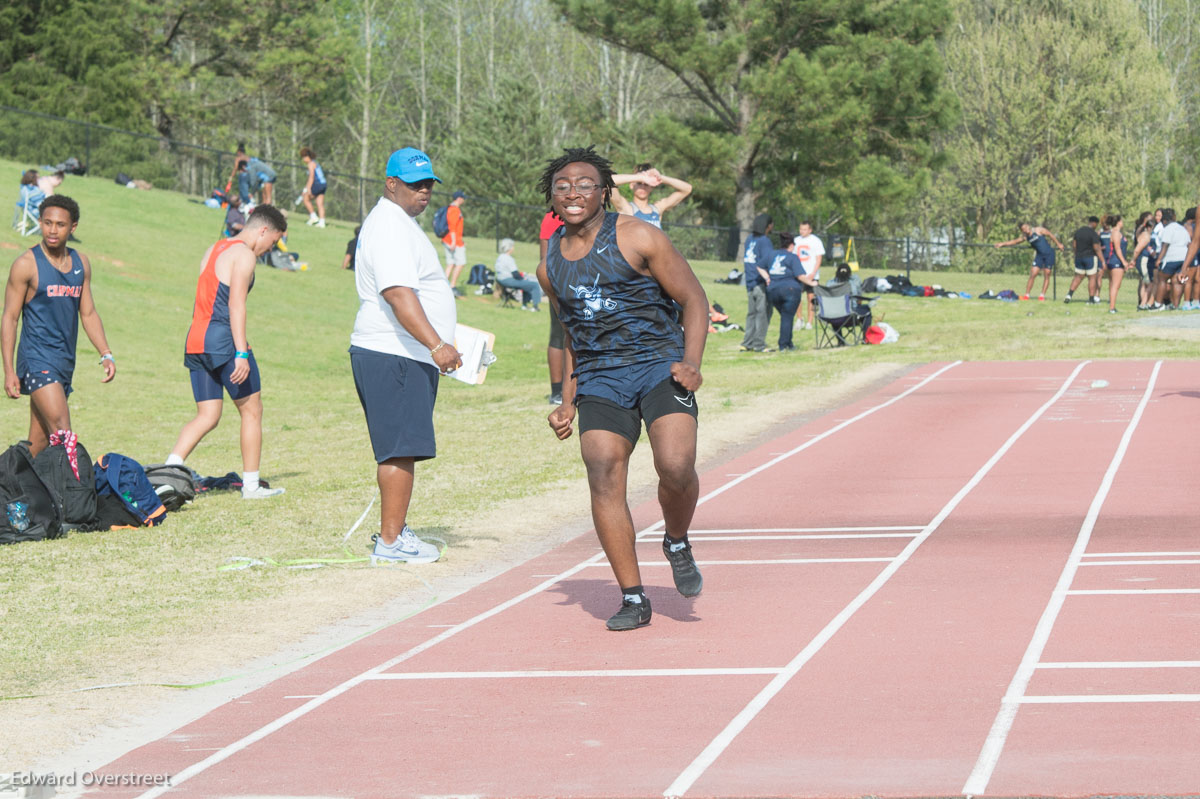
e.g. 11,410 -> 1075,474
551,180 -> 601,196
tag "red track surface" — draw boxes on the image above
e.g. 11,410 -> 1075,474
79,360 -> 1200,798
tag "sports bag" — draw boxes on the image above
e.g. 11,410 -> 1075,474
143,464 -> 198,512
32,433 -> 97,528
93,453 -> 167,527
0,442 -> 64,544
432,205 -> 450,238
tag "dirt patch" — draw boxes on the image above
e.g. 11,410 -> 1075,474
9,362 -> 910,784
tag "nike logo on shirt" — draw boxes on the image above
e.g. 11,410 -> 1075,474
597,245 -> 609,254
73,269 -> 82,275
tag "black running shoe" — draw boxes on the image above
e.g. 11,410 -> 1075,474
606,596 -> 652,631
663,534 -> 703,597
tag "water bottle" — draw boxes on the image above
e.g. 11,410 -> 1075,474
6,500 -> 30,532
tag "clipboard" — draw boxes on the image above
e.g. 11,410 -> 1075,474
448,323 -> 497,385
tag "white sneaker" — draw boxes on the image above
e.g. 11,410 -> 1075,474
306,212 -> 319,225
242,484 -> 286,500
371,526 -> 441,564
316,219 -> 326,228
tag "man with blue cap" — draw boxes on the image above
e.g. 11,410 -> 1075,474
350,146 -> 463,564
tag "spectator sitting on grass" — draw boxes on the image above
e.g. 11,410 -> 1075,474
494,237 -> 541,311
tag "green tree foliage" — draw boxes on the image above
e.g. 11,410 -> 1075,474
927,0 -> 1174,242
553,0 -> 957,235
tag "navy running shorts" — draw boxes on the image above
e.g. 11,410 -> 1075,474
1160,260 -> 1184,276
311,181 -> 327,197
186,351 -> 262,402
578,376 -> 698,446
350,346 -> 439,463
1074,256 -> 1099,276
1033,251 -> 1055,269
18,359 -> 73,397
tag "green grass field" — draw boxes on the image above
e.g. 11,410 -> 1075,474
0,157 -> 1193,702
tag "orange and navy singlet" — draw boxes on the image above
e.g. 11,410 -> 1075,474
185,239 -> 254,359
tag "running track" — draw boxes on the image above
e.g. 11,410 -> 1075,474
78,360 -> 1200,798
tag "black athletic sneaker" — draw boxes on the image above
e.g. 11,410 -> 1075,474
663,534 -> 703,597
606,596 -> 652,631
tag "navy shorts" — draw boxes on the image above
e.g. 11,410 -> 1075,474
1074,256 -> 1099,276
578,376 -> 698,446
350,346 -> 439,463
1160,260 -> 1184,276
1033,251 -> 1055,269
311,181 -> 327,197
17,359 -> 73,397
1106,258 -> 1124,270
186,351 -> 262,402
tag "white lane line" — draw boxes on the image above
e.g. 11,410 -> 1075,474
639,534 -> 915,542
1038,661 -> 1200,669
367,668 -> 783,680
664,361 -> 1090,799
587,557 -> 895,567
1083,551 -> 1200,558
672,526 -> 926,534
1067,588 -> 1200,595
133,364 -> 964,799
1079,559 -> 1200,566
1021,694 -> 1200,704
963,360 -> 1162,797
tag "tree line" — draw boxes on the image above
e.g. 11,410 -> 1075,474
2,0 -> 1197,245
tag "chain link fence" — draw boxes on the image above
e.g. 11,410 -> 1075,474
3,105 -> 1054,274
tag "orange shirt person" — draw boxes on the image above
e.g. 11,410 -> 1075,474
442,190 -> 466,296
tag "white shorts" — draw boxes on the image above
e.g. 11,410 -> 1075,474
443,243 -> 466,267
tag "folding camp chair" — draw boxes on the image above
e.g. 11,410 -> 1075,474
496,282 -> 520,307
814,282 -> 870,348
12,184 -> 44,236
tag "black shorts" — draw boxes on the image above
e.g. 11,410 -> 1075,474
577,377 -> 698,446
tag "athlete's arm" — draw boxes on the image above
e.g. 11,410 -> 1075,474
225,248 -> 256,384
1131,229 -> 1150,261
536,259 -> 577,439
1042,229 -> 1066,250
379,286 -> 462,374
652,174 -> 693,214
1182,220 -> 1200,268
618,218 -> 707,391
1,253 -> 35,398
1115,231 -> 1129,268
76,254 -> 115,383
304,160 -> 315,194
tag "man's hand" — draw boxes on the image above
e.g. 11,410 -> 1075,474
548,403 -> 575,440
230,357 -> 250,385
100,358 -> 115,383
432,342 -> 463,374
4,372 -> 19,399
671,360 -> 703,392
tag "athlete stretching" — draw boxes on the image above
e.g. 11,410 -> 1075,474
2,195 -> 115,455
536,146 -> 708,631
994,222 -> 1065,300
165,205 -> 287,499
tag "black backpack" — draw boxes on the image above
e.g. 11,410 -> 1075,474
143,464 -> 198,512
0,442 -> 65,544
33,438 -> 97,528
432,205 -> 450,237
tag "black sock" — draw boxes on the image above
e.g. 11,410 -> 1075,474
621,585 -> 645,603
664,532 -> 689,551
551,381 -> 562,395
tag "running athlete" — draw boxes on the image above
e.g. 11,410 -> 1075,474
300,147 -> 327,228
610,163 -> 692,229
536,146 -> 708,632
165,205 -> 287,499
2,195 -> 115,455
994,222 -> 1065,300
1100,214 -> 1129,313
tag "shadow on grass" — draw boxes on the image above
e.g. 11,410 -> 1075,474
547,578 -> 700,624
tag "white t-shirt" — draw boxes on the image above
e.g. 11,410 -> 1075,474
351,197 -> 456,364
1160,221 -> 1191,263
792,234 -> 825,279
493,252 -> 519,281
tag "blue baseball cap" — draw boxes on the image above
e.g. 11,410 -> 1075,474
385,147 -> 441,183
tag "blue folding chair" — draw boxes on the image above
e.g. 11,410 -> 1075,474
12,184 -> 45,236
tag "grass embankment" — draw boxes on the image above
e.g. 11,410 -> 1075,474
0,157 -> 1190,705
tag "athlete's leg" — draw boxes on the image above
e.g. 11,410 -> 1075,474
231,391 -> 263,474
376,456 -> 415,545
580,429 -> 640,590
169,399 -> 224,461
1041,268 -> 1052,296
302,191 -> 315,216
1089,271 -> 1101,300
1024,267 -> 1037,296
1108,268 -> 1124,311
315,193 -> 325,221
1068,273 -> 1085,295
646,413 -> 699,541
27,383 -> 71,456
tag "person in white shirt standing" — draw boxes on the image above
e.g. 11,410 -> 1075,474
792,221 -> 825,330
1153,207 -> 1191,310
350,147 -> 463,564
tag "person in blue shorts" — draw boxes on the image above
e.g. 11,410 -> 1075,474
994,222 -> 1064,300
1065,216 -> 1105,304
2,195 -> 116,455
300,147 -> 327,228
1153,207 -> 1189,310
536,145 -> 709,632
